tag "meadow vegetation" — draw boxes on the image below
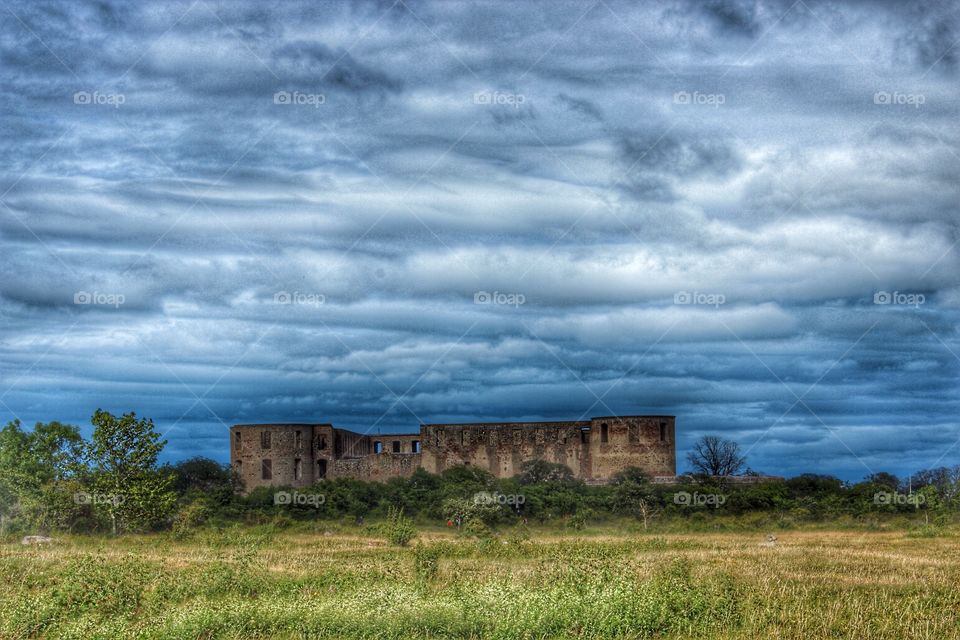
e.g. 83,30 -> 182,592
3,414 -> 960,638
2,526 -> 959,639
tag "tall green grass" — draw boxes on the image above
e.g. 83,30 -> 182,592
1,528 -> 958,639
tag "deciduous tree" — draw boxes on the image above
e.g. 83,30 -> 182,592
687,435 -> 746,476
86,410 -> 176,534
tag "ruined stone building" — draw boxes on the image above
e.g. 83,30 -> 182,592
230,415 -> 676,493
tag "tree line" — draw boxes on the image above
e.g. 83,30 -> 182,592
1,413 -> 958,536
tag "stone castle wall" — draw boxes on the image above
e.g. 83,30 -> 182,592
419,416 -> 675,482
231,424 -> 324,491
330,453 -> 423,481
230,415 -> 676,493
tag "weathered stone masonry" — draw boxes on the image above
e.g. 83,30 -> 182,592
230,415 -> 676,493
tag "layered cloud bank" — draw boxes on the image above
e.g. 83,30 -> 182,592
1,0 -> 958,478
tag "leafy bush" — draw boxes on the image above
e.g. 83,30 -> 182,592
385,506 -> 416,546
172,501 -> 212,539
567,512 -> 587,530
413,543 -> 441,585
463,517 -> 494,539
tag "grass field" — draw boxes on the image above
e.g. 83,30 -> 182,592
2,525 -> 959,639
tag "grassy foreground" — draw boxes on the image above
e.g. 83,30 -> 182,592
1,526 -> 959,639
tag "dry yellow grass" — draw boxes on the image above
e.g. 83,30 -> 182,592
1,527 -> 958,639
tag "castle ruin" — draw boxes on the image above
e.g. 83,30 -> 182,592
231,415 -> 676,492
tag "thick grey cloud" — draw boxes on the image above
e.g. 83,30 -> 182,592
1,0 -> 958,480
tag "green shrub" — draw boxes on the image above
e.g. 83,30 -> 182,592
385,506 -> 416,546
463,517 -> 494,540
567,512 -> 587,530
413,543 -> 440,585
506,523 -> 531,545
906,524 -> 946,538
171,501 -> 211,539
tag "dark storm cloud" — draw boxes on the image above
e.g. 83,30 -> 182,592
555,93 -> 604,121
617,132 -> 743,201
698,0 -> 761,37
894,3 -> 959,73
1,0 -> 958,480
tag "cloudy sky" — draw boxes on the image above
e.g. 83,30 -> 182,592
1,0 -> 958,480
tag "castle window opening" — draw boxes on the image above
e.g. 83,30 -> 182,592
660,422 -> 667,442
412,440 -> 421,453
317,459 -> 327,479
235,459 -> 242,473
374,441 -> 383,454
392,440 -> 401,453
295,430 -> 302,450
318,436 -> 327,450
261,430 -> 271,449
294,458 -> 302,480
601,423 -> 609,443
234,431 -> 241,446
261,459 -> 272,480
580,427 -> 591,444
